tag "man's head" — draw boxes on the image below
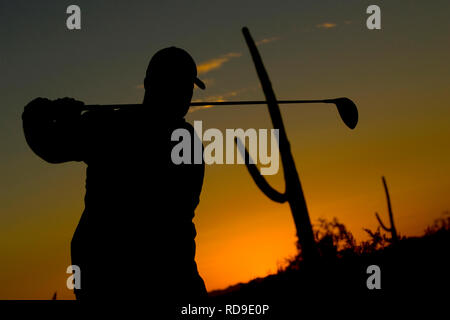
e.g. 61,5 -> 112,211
143,47 -> 205,119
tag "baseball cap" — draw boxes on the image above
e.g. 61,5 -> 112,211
145,47 -> 206,90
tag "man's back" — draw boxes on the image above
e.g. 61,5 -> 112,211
23,100 -> 206,302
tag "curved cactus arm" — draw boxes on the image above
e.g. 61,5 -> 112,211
246,161 -> 287,203
375,212 -> 391,232
235,137 -> 287,203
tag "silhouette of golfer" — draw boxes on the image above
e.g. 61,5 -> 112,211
22,47 -> 207,303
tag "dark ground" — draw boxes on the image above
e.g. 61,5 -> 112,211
1,216 -> 448,318
208,216 -> 450,316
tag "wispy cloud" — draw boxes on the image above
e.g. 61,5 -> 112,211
316,22 -> 337,29
189,89 -> 246,113
189,103 -> 220,113
136,78 -> 215,90
197,52 -> 242,75
136,52 -> 240,89
256,36 -> 279,46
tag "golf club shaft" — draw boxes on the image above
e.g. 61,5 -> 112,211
83,99 -> 333,111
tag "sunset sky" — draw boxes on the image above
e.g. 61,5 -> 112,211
1,1 -> 449,299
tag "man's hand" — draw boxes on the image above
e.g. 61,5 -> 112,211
53,97 -> 84,121
23,97 -> 84,121
22,97 -> 85,163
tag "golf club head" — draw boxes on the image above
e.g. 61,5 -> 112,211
330,97 -> 358,129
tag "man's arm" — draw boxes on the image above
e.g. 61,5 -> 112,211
22,97 -> 85,163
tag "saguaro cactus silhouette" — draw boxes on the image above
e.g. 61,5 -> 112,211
237,27 -> 358,261
375,176 -> 399,243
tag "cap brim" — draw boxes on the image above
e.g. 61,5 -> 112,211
194,77 -> 206,90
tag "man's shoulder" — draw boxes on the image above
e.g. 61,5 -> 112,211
171,119 -> 195,133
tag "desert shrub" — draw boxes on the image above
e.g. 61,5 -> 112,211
425,212 -> 450,236
313,218 -> 357,258
287,217 -> 357,268
360,226 -> 390,253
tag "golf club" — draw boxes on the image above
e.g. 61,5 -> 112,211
83,97 -> 358,129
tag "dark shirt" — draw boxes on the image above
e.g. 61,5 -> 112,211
22,102 -> 206,301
